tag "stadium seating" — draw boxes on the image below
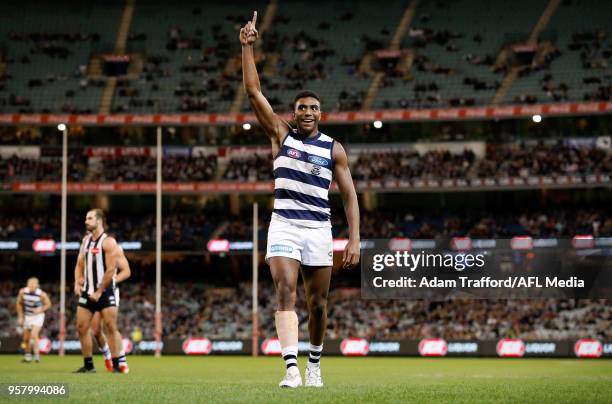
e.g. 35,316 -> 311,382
0,1 -> 123,113
249,0 -> 406,112
505,0 -> 612,104
1,0 -> 610,113
374,0 -> 547,109
1,280 -> 609,341
116,1 -> 266,113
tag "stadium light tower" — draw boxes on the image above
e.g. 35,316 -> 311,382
252,202 -> 259,357
59,123 -> 68,356
373,120 -> 383,129
243,123 -> 252,131
532,114 -> 542,123
155,127 -> 163,357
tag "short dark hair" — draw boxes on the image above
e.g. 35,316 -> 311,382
90,208 -> 105,223
293,90 -> 321,108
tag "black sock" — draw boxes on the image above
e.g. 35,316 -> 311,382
84,357 -> 94,370
112,357 -> 120,370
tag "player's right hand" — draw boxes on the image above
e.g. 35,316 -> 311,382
239,11 -> 259,46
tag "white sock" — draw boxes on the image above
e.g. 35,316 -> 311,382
281,346 -> 298,371
100,343 -> 111,360
308,344 -> 322,367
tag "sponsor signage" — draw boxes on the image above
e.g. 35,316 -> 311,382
447,342 -> 479,354
368,341 -> 401,353
451,237 -> 472,251
418,339 -> 448,356
1,102 -> 610,128
0,241 -> 19,250
0,338 -> 610,357
574,339 -> 602,358
496,339 -> 525,357
388,238 -> 411,251
340,338 -> 369,356
524,342 -> 556,355
212,340 -> 244,353
572,235 -> 595,249
182,338 -> 212,355
32,239 -> 56,253
207,239 -> 230,253
510,237 -> 533,250
38,336 -> 52,354
261,338 -> 281,356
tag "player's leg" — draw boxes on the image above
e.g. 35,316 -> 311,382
300,224 -> 333,387
74,306 -> 95,372
301,265 -> 331,387
113,288 -> 129,373
91,312 -> 112,371
269,256 -> 302,387
30,324 -> 42,362
21,327 -> 32,362
100,306 -> 123,372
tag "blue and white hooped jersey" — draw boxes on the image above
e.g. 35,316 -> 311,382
272,130 -> 335,228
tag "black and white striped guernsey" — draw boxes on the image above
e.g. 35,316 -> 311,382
272,130 -> 335,228
82,233 -> 115,294
22,287 -> 44,316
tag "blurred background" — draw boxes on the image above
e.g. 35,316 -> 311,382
0,0 -> 610,356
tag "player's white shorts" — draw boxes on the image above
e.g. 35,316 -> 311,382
265,217 -> 333,266
24,314 -> 44,330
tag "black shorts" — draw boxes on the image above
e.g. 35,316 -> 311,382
77,287 -> 117,313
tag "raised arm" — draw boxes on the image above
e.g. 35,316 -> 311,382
240,11 -> 289,142
333,141 -> 360,268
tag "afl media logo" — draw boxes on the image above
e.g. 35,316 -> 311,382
287,149 -> 301,159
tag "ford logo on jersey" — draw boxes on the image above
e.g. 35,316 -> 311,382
287,149 -> 301,159
308,155 -> 328,166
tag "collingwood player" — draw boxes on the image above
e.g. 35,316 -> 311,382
240,12 -> 360,388
90,244 -> 131,373
72,209 -> 124,373
16,277 -> 51,363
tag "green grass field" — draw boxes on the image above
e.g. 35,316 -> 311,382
1,356 -> 611,403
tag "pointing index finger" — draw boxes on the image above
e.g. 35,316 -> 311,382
252,11 -> 257,26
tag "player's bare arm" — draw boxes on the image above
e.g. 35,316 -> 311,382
73,237 -> 87,296
241,11 -> 290,149
36,292 -> 51,314
16,289 -> 24,326
333,141 -> 360,268
114,249 -> 131,284
89,236 -> 119,302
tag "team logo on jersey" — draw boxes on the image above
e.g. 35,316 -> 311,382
90,247 -> 100,255
287,149 -> 301,159
311,165 -> 321,176
308,155 -> 328,166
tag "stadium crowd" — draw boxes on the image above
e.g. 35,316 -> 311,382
353,143 -> 611,181
1,207 -> 610,243
0,280 -> 609,342
1,142 -> 609,183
